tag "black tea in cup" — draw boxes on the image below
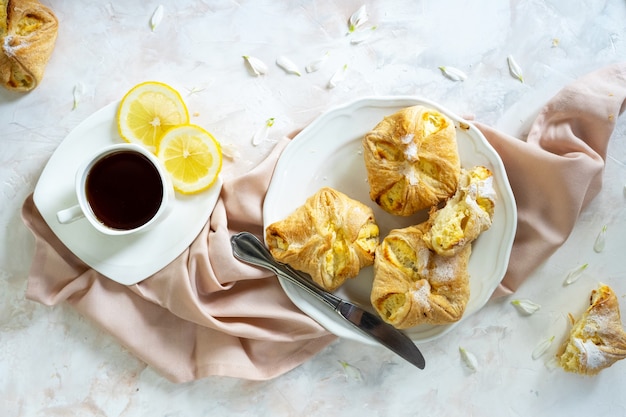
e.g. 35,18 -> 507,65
85,150 -> 164,230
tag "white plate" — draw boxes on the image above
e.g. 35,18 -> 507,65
263,96 -> 517,345
33,102 -> 222,285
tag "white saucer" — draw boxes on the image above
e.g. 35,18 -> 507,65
33,102 -> 222,285
263,96 -> 517,345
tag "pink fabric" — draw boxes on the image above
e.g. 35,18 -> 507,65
22,63 -> 626,382
477,63 -> 626,296
23,140 -> 336,382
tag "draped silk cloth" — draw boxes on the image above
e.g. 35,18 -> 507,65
22,63 -> 626,382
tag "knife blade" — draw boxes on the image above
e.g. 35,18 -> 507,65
230,231 -> 426,370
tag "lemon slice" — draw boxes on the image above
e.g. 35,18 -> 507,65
156,124 -> 222,194
117,81 -> 189,153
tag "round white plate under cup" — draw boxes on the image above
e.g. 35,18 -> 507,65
33,101 -> 222,285
263,96 -> 517,345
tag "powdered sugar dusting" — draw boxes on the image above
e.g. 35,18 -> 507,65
412,281 -> 431,309
573,338 -> 609,370
416,247 -> 430,272
477,176 -> 496,201
431,256 -> 455,282
584,313 -> 610,335
404,142 -> 418,161
403,165 -> 419,185
2,36 -> 28,58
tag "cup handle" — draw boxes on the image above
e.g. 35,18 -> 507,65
56,204 -> 85,224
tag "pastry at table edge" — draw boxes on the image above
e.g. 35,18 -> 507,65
362,105 -> 461,216
557,284 -> 626,375
265,187 -> 380,292
0,0 -> 58,92
422,165 -> 496,257
371,222 -> 471,328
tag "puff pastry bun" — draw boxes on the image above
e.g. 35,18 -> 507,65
362,105 -> 461,216
370,222 -> 471,328
265,187 -> 379,292
422,166 -> 496,257
0,0 -> 58,92
557,284 -> 626,375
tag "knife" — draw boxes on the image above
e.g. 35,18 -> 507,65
230,231 -> 426,370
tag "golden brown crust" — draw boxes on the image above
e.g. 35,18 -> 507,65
370,222 -> 471,328
422,166 -> 496,257
362,105 -> 460,216
557,285 -> 626,375
265,187 -> 379,292
0,0 -> 58,92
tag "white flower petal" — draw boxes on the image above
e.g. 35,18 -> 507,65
459,347 -> 478,372
439,66 -> 467,81
327,64 -> 348,89
150,5 -> 164,32
593,225 -> 607,253
339,360 -> 363,381
276,55 -> 301,76
350,25 -> 377,44
532,336 -> 554,360
220,143 -> 240,161
251,117 -> 275,146
563,263 -> 588,286
545,357 -> 560,371
507,55 -> 524,83
348,5 -> 368,33
511,299 -> 541,315
243,55 -> 268,76
185,86 -> 206,96
72,82 -> 84,110
305,52 -> 329,73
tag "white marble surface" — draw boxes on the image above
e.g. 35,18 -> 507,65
1,1 -> 626,416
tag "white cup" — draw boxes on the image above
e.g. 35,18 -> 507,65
56,143 -> 173,236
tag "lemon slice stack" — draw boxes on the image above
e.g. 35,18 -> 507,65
117,81 -> 222,194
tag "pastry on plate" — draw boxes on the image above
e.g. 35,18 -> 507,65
362,105 -> 460,216
265,187 -> 379,292
557,284 -> 626,375
422,166 -> 496,257
0,0 -> 58,92
370,222 -> 471,328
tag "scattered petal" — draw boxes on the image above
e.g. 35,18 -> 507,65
305,52 -> 329,73
276,55 -> 301,76
459,346 -> 478,372
72,82 -> 84,110
439,66 -> 467,81
185,86 -> 206,96
507,55 -> 524,83
511,299 -> 541,315
545,356 -> 559,371
532,336 -> 555,360
551,38 -> 560,48
251,117 -> 275,146
243,55 -> 268,76
327,64 -> 348,89
350,25 -> 377,44
593,225 -> 607,253
563,263 -> 588,286
221,143 -> 241,161
339,360 -> 363,381
348,5 -> 368,33
150,5 -> 164,32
